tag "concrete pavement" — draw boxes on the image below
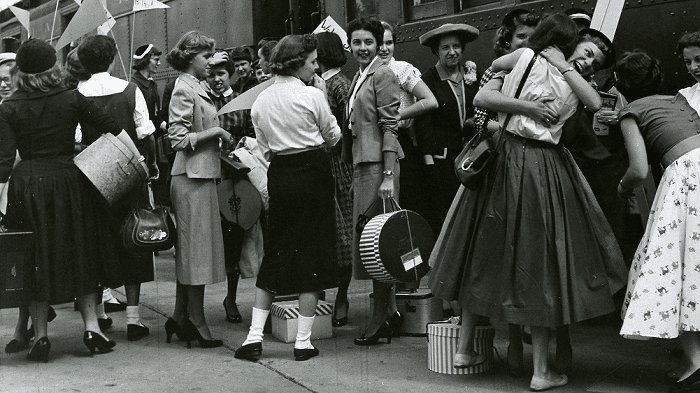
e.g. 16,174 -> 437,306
0,248 -> 677,392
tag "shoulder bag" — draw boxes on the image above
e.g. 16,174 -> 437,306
455,54 -> 537,189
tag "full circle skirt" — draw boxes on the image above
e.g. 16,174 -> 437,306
255,149 -> 338,295
428,132 -> 627,327
620,148 -> 700,339
5,157 -> 116,304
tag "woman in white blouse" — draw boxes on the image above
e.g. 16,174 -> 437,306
235,34 -> 341,362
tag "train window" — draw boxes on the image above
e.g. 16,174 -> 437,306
404,0 -> 498,21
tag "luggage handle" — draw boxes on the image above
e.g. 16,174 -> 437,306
118,159 -> 131,177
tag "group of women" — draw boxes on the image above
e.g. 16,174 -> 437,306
2,10 -> 700,393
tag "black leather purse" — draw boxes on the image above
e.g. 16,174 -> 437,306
121,184 -> 176,252
455,55 -> 536,189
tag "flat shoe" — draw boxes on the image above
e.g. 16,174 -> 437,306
98,316 -> 113,331
5,339 -> 29,354
294,347 -> 319,361
127,324 -> 150,341
530,374 -> 568,392
104,299 -> 128,313
454,352 -> 486,369
234,342 -> 262,362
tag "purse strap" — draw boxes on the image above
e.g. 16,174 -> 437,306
493,53 -> 538,148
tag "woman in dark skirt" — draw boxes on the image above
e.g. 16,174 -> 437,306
0,39 -> 147,362
428,14 -> 626,391
234,34 -> 341,362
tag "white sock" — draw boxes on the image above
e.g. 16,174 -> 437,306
242,307 -> 269,346
294,315 -> 315,350
103,288 -> 116,303
126,306 -> 141,326
96,302 -> 108,319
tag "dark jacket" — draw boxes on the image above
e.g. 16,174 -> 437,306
414,65 -> 479,155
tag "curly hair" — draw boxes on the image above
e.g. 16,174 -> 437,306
64,47 -> 90,89
676,31 -> 700,61
493,10 -> 539,56
13,62 -> 64,93
133,45 -> 162,71
347,18 -> 383,49
166,31 -> 215,72
615,49 -> 663,102
579,30 -> 615,70
269,34 -> 317,76
78,35 -> 118,74
316,31 -> 347,69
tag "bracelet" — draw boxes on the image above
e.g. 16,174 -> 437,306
137,156 -> 146,163
561,66 -> 574,76
382,170 -> 394,177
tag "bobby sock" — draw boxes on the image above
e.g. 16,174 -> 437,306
294,315 -> 315,350
126,306 -> 141,326
243,307 -> 269,346
103,288 -> 116,303
96,302 -> 108,320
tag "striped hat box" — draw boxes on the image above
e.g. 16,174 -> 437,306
427,322 -> 495,375
359,212 -> 399,283
270,300 -> 333,320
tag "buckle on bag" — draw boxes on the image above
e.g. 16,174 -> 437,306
461,159 -> 474,171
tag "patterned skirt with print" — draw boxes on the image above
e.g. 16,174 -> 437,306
621,148 -> 700,339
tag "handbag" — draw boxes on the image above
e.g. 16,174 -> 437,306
121,183 -> 176,252
455,55 -> 537,189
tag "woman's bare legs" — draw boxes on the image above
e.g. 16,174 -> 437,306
454,308 -> 486,366
531,326 -> 568,390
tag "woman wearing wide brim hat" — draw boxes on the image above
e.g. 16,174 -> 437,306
413,23 -> 480,238
0,38 -> 147,362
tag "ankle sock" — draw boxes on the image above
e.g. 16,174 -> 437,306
126,306 -> 141,326
96,303 -> 108,320
294,315 -> 315,350
102,288 -> 116,303
243,307 -> 268,346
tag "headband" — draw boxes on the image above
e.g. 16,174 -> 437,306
133,44 -> 153,60
569,13 -> 592,22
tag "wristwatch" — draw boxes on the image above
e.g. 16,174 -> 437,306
382,170 -> 394,177
561,66 -> 575,75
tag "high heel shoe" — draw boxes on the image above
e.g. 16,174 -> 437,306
354,321 -> 393,345
332,300 -> 349,327
182,319 -> 223,349
223,297 -> 242,323
26,337 -> 50,363
387,310 -> 404,337
83,331 -> 116,355
164,318 -> 187,343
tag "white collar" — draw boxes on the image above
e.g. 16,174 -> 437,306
208,86 -> 233,98
321,68 -> 341,81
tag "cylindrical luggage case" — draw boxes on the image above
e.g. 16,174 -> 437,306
427,322 -> 495,375
217,179 -> 262,230
359,209 -> 434,283
74,133 -> 147,205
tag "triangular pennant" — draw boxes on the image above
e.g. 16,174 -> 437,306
133,0 -> 169,12
313,16 -> 349,52
97,11 -> 116,35
8,6 -> 30,37
55,0 -> 108,50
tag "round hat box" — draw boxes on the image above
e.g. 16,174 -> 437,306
359,210 -> 434,283
217,179 -> 262,230
73,133 -> 147,205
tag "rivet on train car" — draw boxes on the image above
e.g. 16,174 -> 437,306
671,12 -> 675,16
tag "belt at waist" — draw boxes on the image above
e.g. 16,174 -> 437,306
661,134 -> 700,168
276,145 -> 322,156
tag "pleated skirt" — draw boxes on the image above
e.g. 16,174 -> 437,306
5,157 -> 114,303
255,149 -> 337,295
171,175 -> 226,285
428,132 -> 627,327
620,148 -> 700,339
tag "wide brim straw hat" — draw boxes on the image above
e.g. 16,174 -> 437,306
419,23 -> 479,48
580,28 -> 616,70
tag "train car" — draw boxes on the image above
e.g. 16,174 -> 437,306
0,0 -> 697,93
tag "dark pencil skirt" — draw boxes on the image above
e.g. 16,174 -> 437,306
255,149 -> 338,295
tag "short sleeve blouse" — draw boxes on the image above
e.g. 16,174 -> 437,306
386,58 -> 421,128
499,48 -> 578,144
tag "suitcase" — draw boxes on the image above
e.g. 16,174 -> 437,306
427,322 -> 495,374
370,288 -> 443,336
0,231 -> 33,309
